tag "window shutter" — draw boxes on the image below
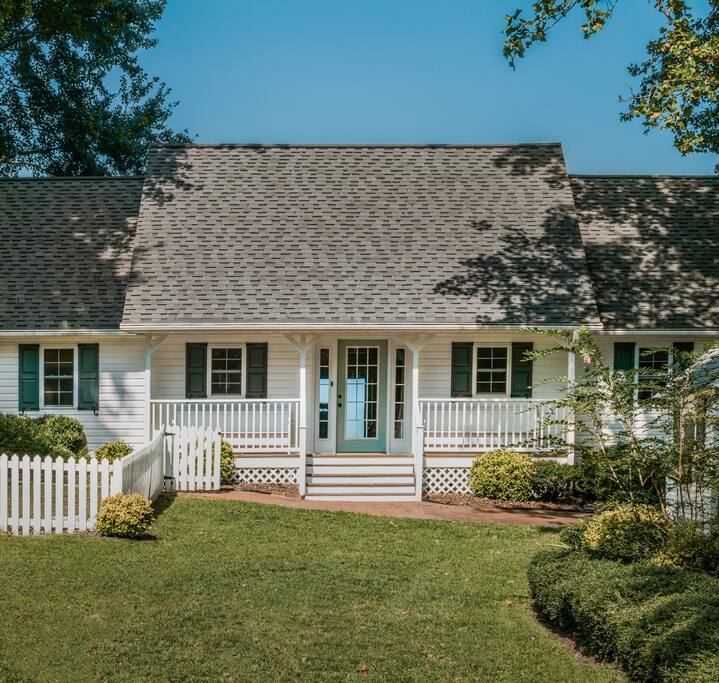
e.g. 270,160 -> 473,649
672,341 -> 694,372
613,342 -> 636,371
511,342 -> 533,398
246,343 -> 268,398
451,342 -> 473,398
77,344 -> 100,411
18,345 -> 40,411
186,343 -> 207,399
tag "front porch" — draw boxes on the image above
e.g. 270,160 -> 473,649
146,330 -> 576,500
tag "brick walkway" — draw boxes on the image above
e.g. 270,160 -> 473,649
184,489 -> 587,527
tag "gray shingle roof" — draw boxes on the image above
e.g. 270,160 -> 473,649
0,177 -> 143,330
571,175 -> 719,330
122,144 -> 601,327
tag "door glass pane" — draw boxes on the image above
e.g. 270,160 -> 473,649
345,345 -> 379,440
318,348 -> 330,439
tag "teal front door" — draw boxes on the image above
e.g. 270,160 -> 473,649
336,340 -> 388,453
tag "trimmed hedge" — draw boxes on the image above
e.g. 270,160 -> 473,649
0,413 -> 87,458
531,460 -> 576,502
467,449 -> 535,501
529,549 -> 719,682
95,441 -> 133,463
96,493 -> 154,539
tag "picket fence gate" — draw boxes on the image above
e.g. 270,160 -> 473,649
168,425 -> 222,492
0,430 -> 166,536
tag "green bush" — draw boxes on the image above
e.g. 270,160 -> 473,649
95,441 -> 133,463
578,448 -> 660,505
96,493 -> 154,539
528,549 -> 719,682
467,449 -> 535,501
0,413 -> 87,458
558,518 -> 589,550
580,504 -> 670,562
220,440 -> 235,483
531,460 -> 576,502
651,521 -> 719,575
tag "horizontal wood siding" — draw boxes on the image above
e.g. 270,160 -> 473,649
419,331 -> 566,400
0,338 -> 146,451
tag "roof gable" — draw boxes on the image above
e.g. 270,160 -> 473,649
122,144 -> 600,328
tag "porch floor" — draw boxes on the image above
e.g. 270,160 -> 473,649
183,489 -> 587,527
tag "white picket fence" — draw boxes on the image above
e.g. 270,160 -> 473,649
0,430 -> 166,536
168,425 -> 221,492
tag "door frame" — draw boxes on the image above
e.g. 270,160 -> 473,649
336,339 -> 388,453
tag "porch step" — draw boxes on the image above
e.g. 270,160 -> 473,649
306,494 -> 418,502
305,453 -> 417,501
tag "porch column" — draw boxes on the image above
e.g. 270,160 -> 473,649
284,334 -> 318,498
403,335 -> 433,500
566,329 -> 579,465
144,335 -> 167,441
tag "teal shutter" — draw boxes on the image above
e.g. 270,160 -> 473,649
613,343 -> 636,371
510,342 -> 533,398
246,343 -> 268,398
77,344 -> 100,411
451,342 -> 473,398
186,343 -> 207,399
18,345 -> 40,411
673,342 -> 694,371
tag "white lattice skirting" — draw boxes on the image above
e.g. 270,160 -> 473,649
423,467 -> 470,494
230,467 -> 298,485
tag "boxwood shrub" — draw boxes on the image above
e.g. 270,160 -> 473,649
0,413 -> 87,458
528,549 -> 719,682
219,440 -> 236,484
531,460 -> 576,502
96,493 -> 154,539
95,441 -> 133,463
467,449 -> 535,501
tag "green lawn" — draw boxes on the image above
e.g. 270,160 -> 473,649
0,496 -> 624,682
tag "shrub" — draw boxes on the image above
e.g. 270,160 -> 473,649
96,493 -> 154,539
35,414 -> 88,457
0,413 -> 86,458
558,518 -> 589,550
578,448 -> 659,505
467,449 -> 535,501
651,521 -> 719,575
95,441 -> 133,463
580,504 -> 670,562
220,440 -> 235,483
528,549 -> 719,682
531,460 -> 576,502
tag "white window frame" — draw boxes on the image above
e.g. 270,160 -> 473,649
392,346 -> 407,440
317,346 -> 332,441
472,343 -> 512,397
207,344 -> 246,398
39,345 -> 77,410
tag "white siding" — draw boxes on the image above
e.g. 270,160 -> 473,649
0,337 -> 146,451
418,331 -> 568,400
595,335 -> 718,369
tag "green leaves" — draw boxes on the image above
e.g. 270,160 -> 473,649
503,0 -> 719,172
0,0 -> 191,176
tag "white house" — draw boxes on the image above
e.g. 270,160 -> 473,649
1,144 -> 717,500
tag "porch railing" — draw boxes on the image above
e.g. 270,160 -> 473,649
419,398 -> 568,453
150,399 -> 301,454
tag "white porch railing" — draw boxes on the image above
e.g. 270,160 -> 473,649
419,398 -> 569,452
150,399 -> 301,453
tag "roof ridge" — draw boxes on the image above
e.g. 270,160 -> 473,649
571,173 -> 718,180
149,142 -> 564,149
0,175 -> 145,181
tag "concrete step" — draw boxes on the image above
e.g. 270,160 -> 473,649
307,456 -> 413,466
307,465 -> 414,475
305,484 -> 416,495
305,494 -> 418,502
307,475 -> 415,485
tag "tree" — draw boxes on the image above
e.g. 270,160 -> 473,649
0,0 -> 191,176
527,327 -> 719,522
503,1 -> 719,172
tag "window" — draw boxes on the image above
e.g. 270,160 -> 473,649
476,346 -> 509,394
394,348 -> 406,439
318,348 -> 330,439
43,348 -> 74,407
210,348 -> 242,395
638,348 -> 668,400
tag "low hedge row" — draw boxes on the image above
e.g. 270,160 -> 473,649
0,413 -> 87,458
528,549 -> 719,682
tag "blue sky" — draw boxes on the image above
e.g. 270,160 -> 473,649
142,0 -> 717,175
